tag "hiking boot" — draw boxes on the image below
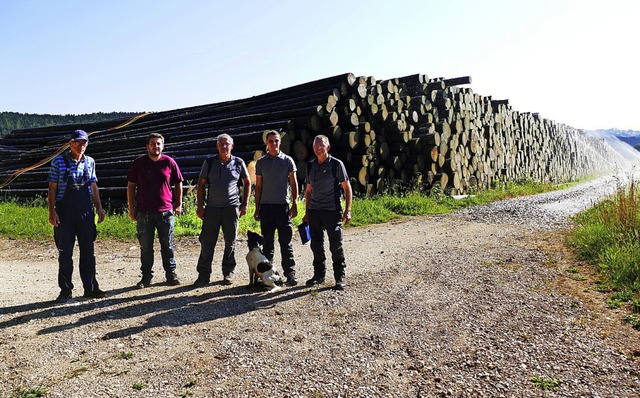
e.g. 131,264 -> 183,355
305,277 -> 325,287
285,275 -> 298,287
55,290 -> 72,303
84,289 -> 107,299
166,273 -> 181,286
192,276 -> 210,288
333,281 -> 346,291
135,277 -> 152,289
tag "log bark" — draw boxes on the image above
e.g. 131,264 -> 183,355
1,70 -> 611,203
443,76 -> 472,86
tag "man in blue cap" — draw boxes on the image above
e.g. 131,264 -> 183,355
47,129 -> 106,303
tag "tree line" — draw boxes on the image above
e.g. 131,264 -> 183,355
0,111 -> 140,138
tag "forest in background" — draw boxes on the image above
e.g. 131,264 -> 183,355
0,111 -> 140,138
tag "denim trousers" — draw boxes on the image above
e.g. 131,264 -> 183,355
259,203 -> 296,277
136,210 -> 177,279
196,206 -> 239,277
307,209 -> 346,281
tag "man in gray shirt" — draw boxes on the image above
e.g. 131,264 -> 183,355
303,135 -> 353,290
193,133 -> 251,287
254,130 -> 299,286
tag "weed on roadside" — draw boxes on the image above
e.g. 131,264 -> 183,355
631,298 -> 640,313
606,290 -> 633,309
10,386 -> 48,398
626,314 -> 640,331
593,281 -> 612,293
531,375 -> 561,391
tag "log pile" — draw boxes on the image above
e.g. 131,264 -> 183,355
0,72 -> 618,206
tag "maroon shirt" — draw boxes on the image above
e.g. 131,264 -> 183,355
127,154 -> 183,212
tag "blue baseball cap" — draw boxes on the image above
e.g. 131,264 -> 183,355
71,129 -> 89,141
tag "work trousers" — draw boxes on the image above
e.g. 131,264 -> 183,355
259,203 -> 296,277
54,182 -> 99,293
196,206 -> 239,277
306,209 -> 346,281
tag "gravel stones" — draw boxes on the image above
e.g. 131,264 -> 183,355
1,175 -> 639,397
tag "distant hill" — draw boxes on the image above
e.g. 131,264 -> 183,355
618,136 -> 640,148
0,111 -> 140,138
595,128 -> 640,148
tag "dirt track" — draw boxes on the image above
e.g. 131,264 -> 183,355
1,178 -> 639,397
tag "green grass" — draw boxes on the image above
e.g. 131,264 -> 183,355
566,176 -> 640,327
9,387 -> 48,398
531,375 -> 561,391
626,314 -> 640,330
0,198 -> 52,239
567,178 -> 640,295
0,179 -> 567,240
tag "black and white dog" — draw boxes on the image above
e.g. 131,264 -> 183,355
246,231 -> 282,292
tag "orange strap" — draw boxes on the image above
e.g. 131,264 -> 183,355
0,112 -> 150,190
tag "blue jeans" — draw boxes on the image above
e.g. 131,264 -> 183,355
136,211 -> 177,280
196,206 -> 239,277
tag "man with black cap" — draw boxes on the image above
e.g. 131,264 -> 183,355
47,129 -> 106,303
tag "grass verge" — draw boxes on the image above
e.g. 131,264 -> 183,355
0,179 -> 571,240
566,177 -> 640,329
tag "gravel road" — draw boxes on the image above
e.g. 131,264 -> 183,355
0,174 -> 639,398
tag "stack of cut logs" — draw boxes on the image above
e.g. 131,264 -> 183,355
0,72 -> 618,206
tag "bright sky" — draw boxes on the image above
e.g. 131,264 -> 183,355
1,0 -> 638,131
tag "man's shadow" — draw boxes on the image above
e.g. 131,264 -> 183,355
0,284 -> 146,329
31,283 -> 322,339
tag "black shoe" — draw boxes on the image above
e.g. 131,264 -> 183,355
333,281 -> 346,291
84,289 -> 107,299
55,290 -> 72,303
305,277 -> 325,287
135,278 -> 152,289
192,276 -> 210,288
286,275 -> 298,287
222,274 -> 234,286
166,273 -> 181,286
